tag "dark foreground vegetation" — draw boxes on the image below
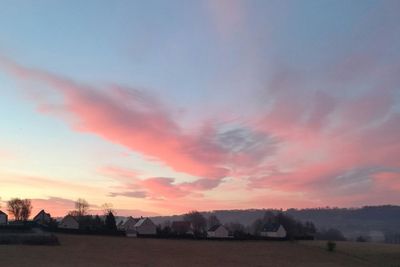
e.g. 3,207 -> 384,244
0,225 -> 59,245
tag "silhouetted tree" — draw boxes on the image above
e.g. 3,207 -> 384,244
225,222 -> 246,238
250,218 -> 264,235
207,214 -> 221,229
250,211 -> 275,235
74,198 -> 89,217
101,203 -> 114,215
20,199 -> 32,221
7,198 -> 32,221
184,211 -> 207,235
93,215 -> 104,230
275,212 -> 299,238
304,221 -> 317,235
105,211 -> 117,231
157,222 -> 172,237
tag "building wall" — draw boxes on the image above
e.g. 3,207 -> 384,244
215,226 -> 229,238
261,226 -> 286,238
208,226 -> 229,238
136,219 -> 156,235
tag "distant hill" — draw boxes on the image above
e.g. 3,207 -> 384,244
151,205 -> 400,240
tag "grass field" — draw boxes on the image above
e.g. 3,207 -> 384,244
0,234 -> 399,267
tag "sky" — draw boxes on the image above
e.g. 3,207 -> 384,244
0,0 -> 399,217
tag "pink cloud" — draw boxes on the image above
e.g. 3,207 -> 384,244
374,172 -> 400,191
2,49 -> 400,210
245,58 -> 400,205
0,57 -> 229,180
102,165 -> 223,199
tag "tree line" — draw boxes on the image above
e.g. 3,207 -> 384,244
0,197 -> 118,232
157,210 -> 325,240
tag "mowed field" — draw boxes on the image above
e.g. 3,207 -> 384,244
0,234 -> 399,267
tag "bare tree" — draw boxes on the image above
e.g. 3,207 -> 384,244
75,198 -> 89,217
20,199 -> 32,221
7,198 -> 32,221
183,210 -> 207,234
101,203 -> 114,215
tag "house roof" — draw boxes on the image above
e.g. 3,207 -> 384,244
208,224 -> 224,232
115,218 -> 126,226
126,216 -> 140,224
134,218 -> 147,227
0,210 -> 7,216
33,209 -> 51,220
262,222 -> 282,232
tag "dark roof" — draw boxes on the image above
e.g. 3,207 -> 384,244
208,224 -> 223,232
0,210 -> 7,216
126,217 -> 140,224
262,222 -> 281,232
33,209 -> 51,220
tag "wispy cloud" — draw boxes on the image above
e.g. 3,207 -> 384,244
0,56 -> 230,180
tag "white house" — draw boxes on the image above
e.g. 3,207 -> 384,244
134,217 -> 157,235
118,216 -> 139,231
0,210 -> 8,225
58,215 -> 79,230
118,217 -> 157,237
33,210 -> 51,225
207,224 -> 229,238
116,217 -> 126,230
260,223 -> 287,238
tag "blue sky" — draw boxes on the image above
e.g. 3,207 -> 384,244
0,0 -> 399,216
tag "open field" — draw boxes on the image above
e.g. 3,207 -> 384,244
0,234 -> 399,267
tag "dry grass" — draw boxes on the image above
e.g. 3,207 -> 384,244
302,240 -> 400,267
0,234 -> 399,267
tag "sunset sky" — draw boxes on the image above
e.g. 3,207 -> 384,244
0,0 -> 399,217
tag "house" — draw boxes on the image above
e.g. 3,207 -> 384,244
118,217 -> 157,237
117,216 -> 140,236
207,224 -> 229,238
0,210 -> 8,225
118,216 -> 139,231
58,215 -> 79,230
171,221 -> 193,235
134,217 -> 157,235
33,210 -> 51,225
116,217 -> 127,230
260,223 -> 287,238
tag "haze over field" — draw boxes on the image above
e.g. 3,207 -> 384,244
0,0 -> 400,217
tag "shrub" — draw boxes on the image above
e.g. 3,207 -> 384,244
356,236 -> 367,242
0,233 -> 59,246
326,240 -> 336,252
